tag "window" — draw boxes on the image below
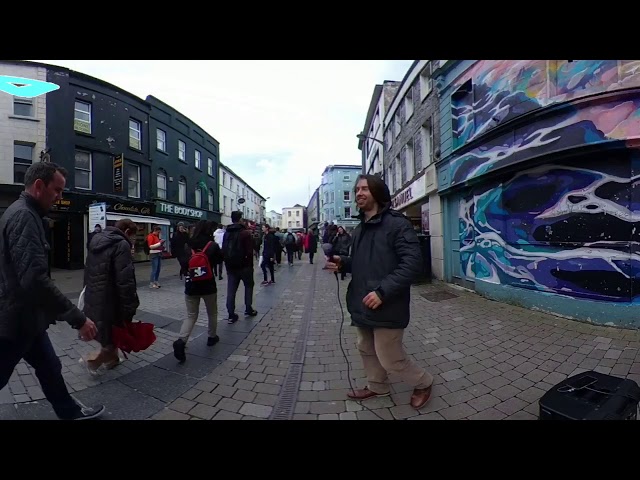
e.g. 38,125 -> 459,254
14,97 -> 34,117
406,139 -> 414,179
288,221 -> 292,227
343,191 -> 350,202
405,86 -> 414,121
288,211 -> 291,217
420,63 -> 433,100
128,164 -> 140,198
195,150 -> 201,170
208,157 -> 213,176
296,210 -> 300,216
13,142 -> 33,184
74,150 -> 92,190
343,174 -> 350,181
157,170 -> 167,199
330,191 -> 334,203
129,119 -> 141,150
296,221 -> 300,227
157,129 -> 166,151
345,207 -> 351,218
394,115 -> 401,138
230,177 -> 234,189
223,195 -> 227,215
222,172 -> 226,186
195,188 -> 202,208
179,178 -> 187,204
178,140 -> 186,161
74,101 -> 91,133
422,117 -> 434,166
209,189 -> 214,210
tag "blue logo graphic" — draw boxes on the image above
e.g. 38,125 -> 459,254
0,75 -> 60,98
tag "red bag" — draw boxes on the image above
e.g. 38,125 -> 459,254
112,321 -> 156,358
187,241 -> 214,282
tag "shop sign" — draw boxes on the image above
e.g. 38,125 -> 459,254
391,173 -> 427,211
156,201 -> 204,219
108,201 -> 153,216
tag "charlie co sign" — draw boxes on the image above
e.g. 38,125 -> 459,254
391,173 -> 426,210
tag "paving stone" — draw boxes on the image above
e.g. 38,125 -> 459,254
467,394 -> 501,412
238,403 -> 272,418
339,412 -> 358,420
440,369 -> 466,381
468,408 -> 507,420
213,410 -> 243,420
309,401 -> 346,414
495,397 -> 528,416
516,387 -> 546,404
483,376 -> 511,390
216,397 -> 244,413
152,409 -> 191,420
168,398 -> 197,414
439,403 -> 477,420
506,411 -> 538,420
491,385 -> 521,401
442,390 -> 474,406
189,404 -> 219,420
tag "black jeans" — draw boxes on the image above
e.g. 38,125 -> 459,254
286,247 -> 295,264
0,332 -> 80,419
275,249 -> 282,265
226,267 -> 255,316
261,258 -> 275,282
213,261 -> 224,278
309,252 -> 315,264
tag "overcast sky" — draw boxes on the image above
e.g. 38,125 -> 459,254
31,60 -> 413,212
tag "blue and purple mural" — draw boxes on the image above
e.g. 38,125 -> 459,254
449,60 -> 640,187
460,153 -> 640,303
444,60 -> 640,317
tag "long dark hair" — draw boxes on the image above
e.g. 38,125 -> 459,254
353,174 -> 391,208
191,220 -> 212,239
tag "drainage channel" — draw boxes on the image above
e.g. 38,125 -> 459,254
270,265 -> 318,420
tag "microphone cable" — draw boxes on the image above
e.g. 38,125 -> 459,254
333,272 -> 389,421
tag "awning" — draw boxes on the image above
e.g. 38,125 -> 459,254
106,213 -> 170,226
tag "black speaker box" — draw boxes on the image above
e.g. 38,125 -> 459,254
539,370 -> 640,420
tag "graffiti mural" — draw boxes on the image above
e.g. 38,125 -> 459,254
460,152 -> 640,302
449,60 -> 640,186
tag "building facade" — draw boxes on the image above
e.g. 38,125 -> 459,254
147,95 -> 220,249
435,59 -> 640,327
306,186 -> 320,230
219,162 -> 265,227
359,81 -> 400,175
281,204 -> 306,231
381,60 -> 442,279
319,164 -> 361,229
266,209 -> 282,229
44,65 -> 173,268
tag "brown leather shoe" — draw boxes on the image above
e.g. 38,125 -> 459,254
410,386 -> 432,410
347,387 -> 391,401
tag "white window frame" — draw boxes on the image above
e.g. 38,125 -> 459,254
223,195 -> 227,215
179,178 -> 187,204
13,142 -> 33,184
157,170 -> 167,199
405,86 -> 414,121
74,149 -> 92,190
195,150 -> 201,170
343,174 -> 350,181
422,117 -> 434,166
157,129 -> 166,152
128,164 -> 140,198
74,101 -> 91,133
343,191 -> 350,202
394,115 -> 401,138
344,206 -> 351,218
420,63 -> 433,101
208,189 -> 214,210
178,140 -> 186,161
129,119 -> 142,150
14,97 -> 34,117
195,188 -> 202,208
207,157 -> 213,176
406,140 -> 415,180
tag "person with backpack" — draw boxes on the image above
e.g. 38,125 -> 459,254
170,222 -> 189,280
173,220 -> 223,363
284,230 -> 296,266
260,224 -> 278,285
222,211 -> 258,324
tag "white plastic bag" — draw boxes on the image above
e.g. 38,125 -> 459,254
258,256 -> 263,267
77,286 -> 86,311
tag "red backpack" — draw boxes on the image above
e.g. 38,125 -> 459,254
187,241 -> 214,282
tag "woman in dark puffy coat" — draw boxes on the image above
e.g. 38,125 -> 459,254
82,219 -> 140,374
332,226 -> 352,280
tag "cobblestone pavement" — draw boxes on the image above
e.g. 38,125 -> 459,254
5,254 -> 640,420
155,260 -> 640,421
0,258 -> 301,419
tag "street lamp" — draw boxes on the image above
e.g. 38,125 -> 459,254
357,132 -> 384,146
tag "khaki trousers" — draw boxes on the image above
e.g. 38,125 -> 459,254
356,327 -> 433,394
181,294 -> 218,341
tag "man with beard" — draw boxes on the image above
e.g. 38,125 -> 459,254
325,174 -> 433,410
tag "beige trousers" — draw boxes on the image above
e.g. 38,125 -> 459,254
356,327 -> 433,394
181,294 -> 218,341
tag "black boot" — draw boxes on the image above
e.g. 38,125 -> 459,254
173,338 -> 186,363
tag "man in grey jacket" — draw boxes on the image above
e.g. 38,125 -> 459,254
325,174 -> 433,410
0,162 -> 105,420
